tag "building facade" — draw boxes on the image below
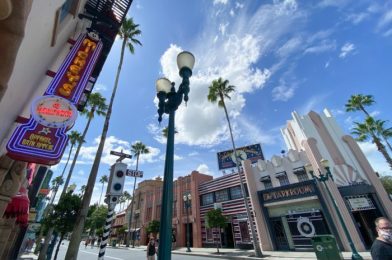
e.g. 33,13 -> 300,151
198,172 -> 258,249
243,109 -> 392,252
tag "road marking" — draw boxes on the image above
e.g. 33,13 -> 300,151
60,245 -> 124,260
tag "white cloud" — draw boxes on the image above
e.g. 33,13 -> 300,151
196,163 -> 215,176
378,10 -> 392,29
346,12 -> 369,25
318,0 -> 350,8
358,141 -> 391,176
78,135 -> 161,166
276,37 -> 303,58
272,84 -> 296,101
304,40 -> 336,54
219,23 -> 229,35
93,83 -> 108,92
237,117 -> 278,145
339,42 -> 355,58
188,151 -> 199,156
370,110 -> 380,117
213,0 -> 228,5
325,61 -> 330,68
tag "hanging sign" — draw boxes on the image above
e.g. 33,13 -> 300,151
7,33 -> 102,165
217,143 -> 264,170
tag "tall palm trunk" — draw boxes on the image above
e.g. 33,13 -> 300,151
373,135 -> 392,169
220,95 -> 262,257
99,181 -> 105,205
382,136 -> 392,153
65,37 -> 127,260
127,153 -> 139,247
359,105 -> 371,118
61,109 -> 94,198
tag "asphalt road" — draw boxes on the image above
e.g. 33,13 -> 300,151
54,240 -> 222,260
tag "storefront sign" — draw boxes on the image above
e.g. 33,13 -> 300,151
347,196 -> 375,211
32,95 -> 77,128
7,33 -> 102,165
260,181 -> 316,204
38,169 -> 53,195
217,143 -> 264,170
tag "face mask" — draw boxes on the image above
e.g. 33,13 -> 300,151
379,230 -> 392,243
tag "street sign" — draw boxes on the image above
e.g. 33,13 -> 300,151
110,150 -> 132,158
126,169 -> 143,178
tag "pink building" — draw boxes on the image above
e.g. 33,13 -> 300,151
243,109 -> 392,252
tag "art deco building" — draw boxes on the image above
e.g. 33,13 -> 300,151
243,109 -> 392,252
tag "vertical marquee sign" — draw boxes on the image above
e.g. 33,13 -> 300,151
7,33 -> 103,165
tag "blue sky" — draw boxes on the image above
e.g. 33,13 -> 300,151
51,0 -> 392,205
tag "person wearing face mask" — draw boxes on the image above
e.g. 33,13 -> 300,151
371,217 -> 392,260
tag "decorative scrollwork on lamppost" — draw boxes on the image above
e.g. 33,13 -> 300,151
305,159 -> 363,260
155,51 -> 195,260
183,193 -> 192,252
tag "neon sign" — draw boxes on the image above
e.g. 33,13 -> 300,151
7,33 -> 102,165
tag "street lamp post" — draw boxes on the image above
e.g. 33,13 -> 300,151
183,193 -> 192,252
305,160 -> 363,260
155,51 -> 195,260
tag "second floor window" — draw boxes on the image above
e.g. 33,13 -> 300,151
264,180 -> 273,189
277,175 -> 290,186
201,193 -> 214,206
215,189 -> 229,202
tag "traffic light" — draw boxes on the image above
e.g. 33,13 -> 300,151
107,162 -> 127,202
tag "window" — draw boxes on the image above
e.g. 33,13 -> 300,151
277,175 -> 290,186
155,205 -> 161,219
215,189 -> 229,202
239,222 -> 250,242
230,186 -> 242,199
59,0 -> 76,22
173,200 -> 177,217
201,193 -> 214,206
263,180 -> 273,189
146,207 -> 152,221
296,172 -> 309,182
206,228 -> 213,241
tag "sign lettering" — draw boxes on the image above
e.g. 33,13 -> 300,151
7,33 -> 102,165
262,183 -> 315,203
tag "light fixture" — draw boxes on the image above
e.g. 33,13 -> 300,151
156,77 -> 172,93
320,158 -> 329,169
177,51 -> 195,71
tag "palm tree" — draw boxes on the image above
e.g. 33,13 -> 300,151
65,18 -> 142,259
123,191 -> 132,207
127,141 -> 149,247
374,119 -> 392,152
352,117 -> 392,169
162,127 -> 178,138
345,94 -> 375,117
60,92 -> 107,199
207,77 -> 262,257
50,176 -> 64,198
80,185 -> 86,196
98,175 -> 108,205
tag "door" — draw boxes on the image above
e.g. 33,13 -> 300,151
223,223 -> 235,248
271,217 -> 290,250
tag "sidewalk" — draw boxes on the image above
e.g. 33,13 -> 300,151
127,245 -> 372,260
19,245 -> 372,260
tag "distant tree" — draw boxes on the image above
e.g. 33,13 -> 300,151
162,127 -> 178,138
98,175 -> 108,205
80,185 -> 87,196
51,176 -> 64,193
205,208 -> 227,253
146,220 -> 160,238
90,205 -> 108,233
345,94 -> 375,117
380,176 -> 392,195
117,225 -> 127,244
44,192 -> 81,260
373,119 -> 392,152
352,117 -> 392,169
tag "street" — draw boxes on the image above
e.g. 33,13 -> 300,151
54,241 -> 224,260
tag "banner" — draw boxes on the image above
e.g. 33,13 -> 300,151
217,143 -> 264,170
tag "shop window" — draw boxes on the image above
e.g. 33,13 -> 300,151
215,189 -> 229,202
296,172 -> 309,182
230,186 -> 242,199
264,180 -> 273,189
206,227 -> 213,241
239,221 -> 251,242
201,193 -> 214,206
277,175 -> 290,186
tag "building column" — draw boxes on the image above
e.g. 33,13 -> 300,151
243,160 -> 274,251
303,138 -> 365,252
0,218 -> 16,258
343,135 -> 392,219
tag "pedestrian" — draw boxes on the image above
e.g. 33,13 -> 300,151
371,217 -> 392,260
147,238 -> 156,260
91,237 -> 96,248
171,231 -> 176,250
85,238 -> 89,249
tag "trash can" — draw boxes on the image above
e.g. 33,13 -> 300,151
112,240 -> 117,247
311,235 -> 343,260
